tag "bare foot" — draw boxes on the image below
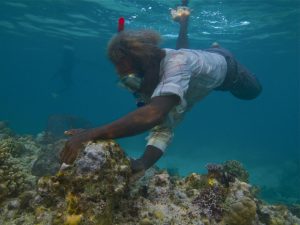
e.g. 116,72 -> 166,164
211,42 -> 221,48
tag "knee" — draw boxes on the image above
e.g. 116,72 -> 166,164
230,79 -> 262,100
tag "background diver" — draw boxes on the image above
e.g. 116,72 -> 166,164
51,40 -> 77,98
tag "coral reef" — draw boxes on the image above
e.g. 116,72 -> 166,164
223,160 -> 249,183
0,136 -> 37,203
260,160 -> 300,205
33,141 -> 131,225
31,139 -> 65,177
192,185 -> 226,221
258,204 -> 300,225
288,204 -> 300,218
0,123 -> 299,225
222,181 -> 258,225
0,121 -> 14,139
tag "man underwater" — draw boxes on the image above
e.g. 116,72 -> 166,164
60,1 -> 262,176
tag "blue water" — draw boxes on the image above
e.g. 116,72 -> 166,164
0,0 -> 299,204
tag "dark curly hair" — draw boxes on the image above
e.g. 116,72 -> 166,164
107,30 -> 164,95
107,30 -> 162,67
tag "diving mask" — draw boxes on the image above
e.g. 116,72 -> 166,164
118,73 -> 143,92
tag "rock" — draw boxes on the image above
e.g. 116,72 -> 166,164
32,141 -> 131,225
75,142 -> 108,174
31,140 -> 64,177
7,199 -> 20,210
140,218 -> 153,225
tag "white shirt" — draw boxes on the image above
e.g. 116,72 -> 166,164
146,48 -> 227,152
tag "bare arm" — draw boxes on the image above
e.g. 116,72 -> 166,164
175,0 -> 190,49
176,17 -> 189,49
87,95 -> 179,140
60,95 -> 179,164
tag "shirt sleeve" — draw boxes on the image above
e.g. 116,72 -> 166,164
146,125 -> 174,153
151,53 -> 191,112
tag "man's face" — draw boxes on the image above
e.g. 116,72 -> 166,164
115,58 -> 136,77
115,57 -> 144,93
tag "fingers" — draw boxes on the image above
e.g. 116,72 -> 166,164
64,130 -> 73,136
59,141 -> 81,164
60,145 -> 69,164
60,142 -> 73,164
64,128 -> 85,136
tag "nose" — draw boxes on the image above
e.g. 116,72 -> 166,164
116,64 -> 135,77
115,57 -> 136,74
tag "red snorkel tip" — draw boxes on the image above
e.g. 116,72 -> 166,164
118,17 -> 125,32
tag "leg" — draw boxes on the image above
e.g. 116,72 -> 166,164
230,63 -> 262,100
130,146 -> 163,173
129,146 -> 163,182
206,47 -> 262,100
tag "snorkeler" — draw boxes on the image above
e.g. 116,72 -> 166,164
60,0 -> 262,176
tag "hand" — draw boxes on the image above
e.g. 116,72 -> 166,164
171,6 -> 190,23
129,158 -> 146,183
60,129 -> 89,164
130,158 -> 146,174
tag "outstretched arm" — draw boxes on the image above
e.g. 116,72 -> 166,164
176,16 -> 189,49
87,95 -> 178,140
182,0 -> 189,6
172,0 -> 190,49
60,95 -> 179,164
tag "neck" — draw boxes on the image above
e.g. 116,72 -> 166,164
140,50 -> 165,96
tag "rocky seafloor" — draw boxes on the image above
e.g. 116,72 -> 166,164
0,121 -> 299,225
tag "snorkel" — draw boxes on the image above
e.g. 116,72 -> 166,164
117,17 -> 125,32
116,17 -> 145,107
